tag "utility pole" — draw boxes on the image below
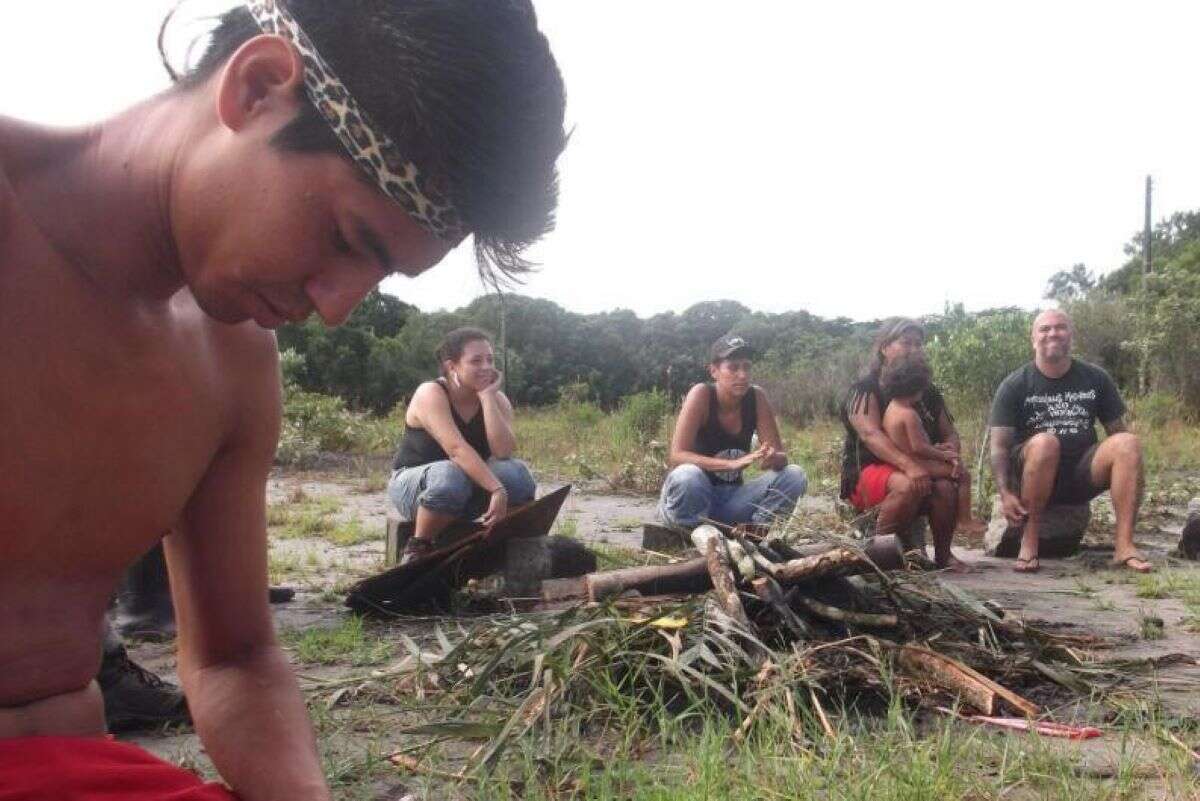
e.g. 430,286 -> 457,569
1139,175 -> 1153,394
1144,175 -> 1153,281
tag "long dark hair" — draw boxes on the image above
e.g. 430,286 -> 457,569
847,317 -> 927,417
865,317 -> 926,380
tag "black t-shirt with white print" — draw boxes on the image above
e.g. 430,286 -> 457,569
989,360 -> 1125,463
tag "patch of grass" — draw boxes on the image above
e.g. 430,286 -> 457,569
554,515 -> 579,538
268,550 -> 302,584
355,473 -> 390,494
463,705 -> 1186,801
281,615 -> 392,666
590,543 -> 651,569
268,495 -> 377,548
327,519 -> 376,547
1133,569 -> 1200,637
1139,611 -> 1166,640
1134,569 -> 1200,602
268,495 -> 343,540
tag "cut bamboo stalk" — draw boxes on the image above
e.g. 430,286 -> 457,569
706,538 -> 751,628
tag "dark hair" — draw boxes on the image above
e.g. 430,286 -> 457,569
436,327 -> 492,371
879,353 -> 932,400
866,317 -> 926,379
166,1 -> 566,283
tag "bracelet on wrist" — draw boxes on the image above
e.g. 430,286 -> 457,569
490,486 -> 507,495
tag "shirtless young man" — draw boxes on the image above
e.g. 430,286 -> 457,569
880,355 -> 988,538
0,2 -> 565,798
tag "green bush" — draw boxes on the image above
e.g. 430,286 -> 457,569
556,381 -> 604,431
1128,391 -> 1189,428
277,386 -> 396,464
926,306 -> 1033,413
616,390 -> 672,448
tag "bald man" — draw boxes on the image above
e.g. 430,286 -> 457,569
988,310 -> 1150,573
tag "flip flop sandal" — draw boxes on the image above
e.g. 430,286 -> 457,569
1112,555 -> 1153,573
1012,556 -> 1040,573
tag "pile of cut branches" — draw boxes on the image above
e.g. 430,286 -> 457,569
315,528 -> 1181,779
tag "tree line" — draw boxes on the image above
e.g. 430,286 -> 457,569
278,211 -> 1200,423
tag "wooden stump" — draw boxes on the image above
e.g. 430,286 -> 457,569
642,523 -> 691,552
504,537 -> 552,598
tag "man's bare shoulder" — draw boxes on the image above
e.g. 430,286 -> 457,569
172,291 -> 280,421
173,292 -> 278,365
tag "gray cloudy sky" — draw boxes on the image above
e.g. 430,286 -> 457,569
5,1 -> 1199,321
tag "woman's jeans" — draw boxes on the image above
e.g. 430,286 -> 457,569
658,463 -> 807,529
387,458 -> 537,521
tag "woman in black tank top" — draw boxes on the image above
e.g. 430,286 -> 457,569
658,335 -> 808,530
386,328 -> 536,564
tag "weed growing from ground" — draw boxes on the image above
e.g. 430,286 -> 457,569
282,615 -> 392,666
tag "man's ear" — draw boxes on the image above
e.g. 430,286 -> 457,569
214,34 -> 306,132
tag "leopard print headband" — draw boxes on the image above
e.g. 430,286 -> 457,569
244,0 -> 464,241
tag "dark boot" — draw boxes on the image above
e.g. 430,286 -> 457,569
98,624 -> 191,732
116,543 -> 176,640
116,543 -> 295,641
1180,500 -> 1200,560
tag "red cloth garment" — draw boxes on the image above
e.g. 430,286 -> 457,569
848,462 -> 897,510
0,736 -> 238,800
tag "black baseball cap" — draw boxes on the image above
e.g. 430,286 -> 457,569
709,334 -> 754,363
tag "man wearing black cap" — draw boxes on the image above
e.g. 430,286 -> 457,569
659,335 -> 809,530
841,318 -> 971,570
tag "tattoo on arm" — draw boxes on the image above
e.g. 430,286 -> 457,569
989,426 -> 1016,493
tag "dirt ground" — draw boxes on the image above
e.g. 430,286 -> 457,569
124,468 -> 1200,797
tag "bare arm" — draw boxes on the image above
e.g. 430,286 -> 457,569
989,425 -> 1027,525
669,385 -> 761,472
753,387 -> 788,471
478,382 -> 516,459
901,414 -> 951,462
166,350 -> 329,801
847,391 -> 931,495
410,382 -> 503,493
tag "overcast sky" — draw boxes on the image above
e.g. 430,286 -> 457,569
5,1 -> 1199,322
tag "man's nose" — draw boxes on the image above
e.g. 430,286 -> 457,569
304,265 -> 380,327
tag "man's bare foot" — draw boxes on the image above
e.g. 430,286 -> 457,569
1111,553 -> 1153,574
937,554 -> 974,573
1012,556 -> 1040,573
955,519 -> 988,538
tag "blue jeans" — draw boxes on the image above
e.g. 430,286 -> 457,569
387,458 -> 537,521
658,463 -> 808,529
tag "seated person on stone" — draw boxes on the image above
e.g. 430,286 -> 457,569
989,309 -> 1150,573
880,355 -> 988,538
388,328 -> 536,565
658,335 -> 808,531
841,319 -> 971,570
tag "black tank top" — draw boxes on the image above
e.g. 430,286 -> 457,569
694,384 -> 757,485
392,380 -> 491,470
